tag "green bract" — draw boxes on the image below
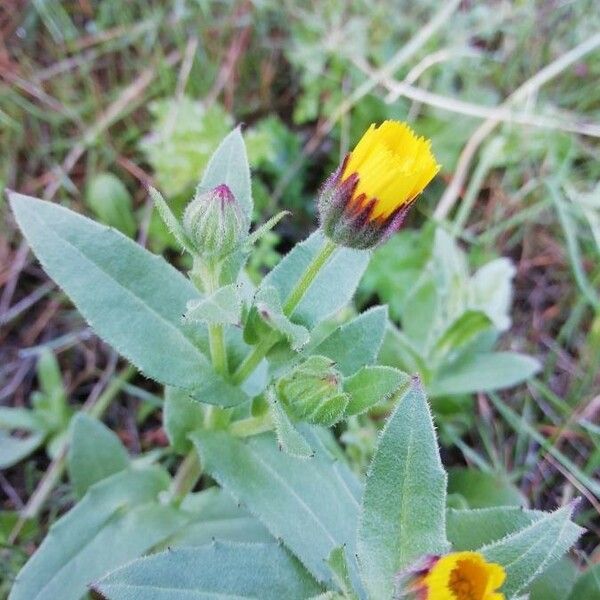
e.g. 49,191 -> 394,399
8,130 -> 584,600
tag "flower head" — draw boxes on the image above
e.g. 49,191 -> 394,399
396,552 -> 506,600
318,120 -> 439,249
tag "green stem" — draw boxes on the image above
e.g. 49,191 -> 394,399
231,331 -> 278,386
282,238 -> 337,317
231,237 -> 338,386
198,260 -> 228,377
168,448 -> 202,506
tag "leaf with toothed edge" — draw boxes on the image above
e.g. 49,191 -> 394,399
191,429 -> 367,598
9,193 -> 247,407
479,503 -> 584,598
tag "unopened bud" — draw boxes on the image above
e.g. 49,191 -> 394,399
276,356 -> 349,426
183,183 -> 245,260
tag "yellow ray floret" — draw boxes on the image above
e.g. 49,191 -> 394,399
420,551 -> 506,600
342,120 -> 440,220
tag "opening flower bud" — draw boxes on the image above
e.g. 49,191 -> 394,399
276,356 -> 349,426
395,552 -> 506,600
183,183 -> 245,261
318,120 -> 440,249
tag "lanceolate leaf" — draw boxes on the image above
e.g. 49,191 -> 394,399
344,366 -> 409,416
263,231 -> 370,329
170,488 -> 272,547
480,504 -> 583,598
10,467 -> 187,600
447,506 -> 547,551
197,126 -> 253,227
9,193 -> 246,407
430,351 -> 540,397
191,430 -> 364,595
93,542 -> 323,600
0,430 -> 45,469
357,381 -> 448,599
312,306 -> 388,375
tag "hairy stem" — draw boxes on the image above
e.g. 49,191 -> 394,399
231,237 -> 338,386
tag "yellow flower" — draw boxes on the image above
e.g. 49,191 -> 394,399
417,552 -> 506,600
317,120 -> 439,249
343,120 -> 440,221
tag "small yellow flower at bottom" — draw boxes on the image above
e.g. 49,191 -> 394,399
402,552 -> 506,600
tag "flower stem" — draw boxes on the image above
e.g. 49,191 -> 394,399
282,238 -> 337,317
231,237 -> 338,386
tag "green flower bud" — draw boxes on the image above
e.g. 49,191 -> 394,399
183,183 -> 245,260
276,356 -> 349,426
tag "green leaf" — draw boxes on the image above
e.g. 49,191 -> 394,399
447,467 -> 526,509
191,429 -> 364,592
327,546 -> 356,599
197,126 -> 253,228
470,258 -> 515,332
312,307 -> 387,375
9,193 -> 246,407
93,542 -> 323,599
164,387 -> 204,455
433,310 -> 493,361
447,506 -> 547,551
567,564 -> 600,600
85,173 -> 136,238
529,557 -> 577,600
0,430 -> 45,469
480,504 -> 583,598
0,407 -> 44,432
357,381 -> 448,599
267,387 -> 314,459
430,351 -> 540,396
10,467 -> 187,600
251,284 -> 310,350
170,488 -> 272,547
67,413 -> 130,498
184,283 -> 242,326
263,231 -> 369,329
344,366 -> 409,416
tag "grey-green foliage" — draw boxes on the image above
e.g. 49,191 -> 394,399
9,192 -> 246,407
357,381 -> 449,599
93,542 -> 324,599
481,504 -> 583,598
191,428 -> 365,595
9,468 -> 187,600
9,127 -> 586,600
68,413 -> 130,498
